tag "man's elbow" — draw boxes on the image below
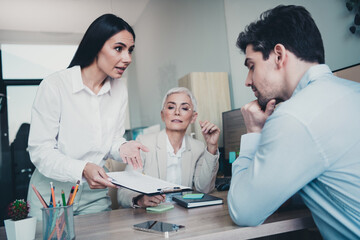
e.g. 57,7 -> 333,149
228,194 -> 266,227
229,208 -> 265,227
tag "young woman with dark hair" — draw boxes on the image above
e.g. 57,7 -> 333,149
27,14 -> 147,219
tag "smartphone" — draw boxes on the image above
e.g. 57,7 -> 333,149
133,220 -> 185,236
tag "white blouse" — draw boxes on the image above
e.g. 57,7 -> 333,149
28,66 -> 127,183
165,135 -> 186,185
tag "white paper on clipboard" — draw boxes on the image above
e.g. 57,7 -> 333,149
107,171 -> 192,195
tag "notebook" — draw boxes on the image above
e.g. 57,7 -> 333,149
172,193 -> 223,208
146,204 -> 174,212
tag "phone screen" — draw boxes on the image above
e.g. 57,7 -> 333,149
133,220 -> 184,234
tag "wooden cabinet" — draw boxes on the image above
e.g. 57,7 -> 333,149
178,72 -> 231,147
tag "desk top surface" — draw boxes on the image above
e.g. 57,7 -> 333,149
0,191 -> 315,240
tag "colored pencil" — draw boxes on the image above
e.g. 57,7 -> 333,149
31,184 -> 48,208
69,180 -> 80,205
67,186 -> 75,205
61,190 -> 67,206
50,182 -> 56,207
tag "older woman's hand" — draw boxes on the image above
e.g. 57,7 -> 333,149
199,120 -> 220,155
119,140 -> 149,169
136,194 -> 166,207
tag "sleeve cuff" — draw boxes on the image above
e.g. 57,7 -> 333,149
205,148 -> 220,157
69,160 -> 89,184
110,139 -> 127,161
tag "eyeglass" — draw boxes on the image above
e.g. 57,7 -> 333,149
164,103 -> 193,114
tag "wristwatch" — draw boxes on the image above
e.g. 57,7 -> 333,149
132,194 -> 143,208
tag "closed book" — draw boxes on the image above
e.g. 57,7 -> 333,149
172,193 -> 223,208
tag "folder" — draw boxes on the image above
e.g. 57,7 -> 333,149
107,171 -> 192,195
172,193 -> 223,208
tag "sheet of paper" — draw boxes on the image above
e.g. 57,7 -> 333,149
107,171 -> 192,195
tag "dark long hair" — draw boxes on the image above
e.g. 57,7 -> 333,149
237,5 -> 324,64
68,14 -> 135,68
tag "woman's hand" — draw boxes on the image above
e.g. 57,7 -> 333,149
136,194 -> 166,207
119,140 -> 149,169
199,120 -> 220,155
83,162 -> 116,189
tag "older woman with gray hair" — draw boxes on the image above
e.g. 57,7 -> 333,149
117,87 -> 220,208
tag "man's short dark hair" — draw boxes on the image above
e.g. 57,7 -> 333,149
237,5 -> 325,64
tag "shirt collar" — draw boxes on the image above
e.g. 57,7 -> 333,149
71,65 -> 112,96
292,64 -> 332,97
166,134 -> 186,157
98,78 -> 112,96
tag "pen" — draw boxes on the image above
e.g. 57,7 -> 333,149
67,186 -> 75,206
61,190 -> 66,206
50,182 -> 56,207
157,186 -> 183,194
31,184 -> 48,208
69,180 -> 80,205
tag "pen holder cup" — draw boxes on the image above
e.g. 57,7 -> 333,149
41,205 -> 75,240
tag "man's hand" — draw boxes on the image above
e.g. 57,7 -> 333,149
241,99 -> 276,133
199,120 -> 220,155
119,141 -> 149,169
136,194 -> 166,207
83,162 -> 116,189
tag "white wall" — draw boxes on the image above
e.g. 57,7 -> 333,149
1,0 -> 359,129
129,0 -> 231,128
0,0 -> 148,33
224,0 -> 360,109
0,0 -> 149,45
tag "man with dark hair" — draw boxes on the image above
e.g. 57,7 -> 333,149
228,5 -> 360,239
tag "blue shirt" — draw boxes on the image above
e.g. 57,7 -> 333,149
228,64 -> 360,239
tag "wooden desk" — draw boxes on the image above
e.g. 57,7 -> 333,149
0,191 -> 316,240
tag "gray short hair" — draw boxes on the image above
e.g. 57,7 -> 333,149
161,87 -> 197,112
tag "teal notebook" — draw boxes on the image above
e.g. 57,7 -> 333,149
182,193 -> 204,199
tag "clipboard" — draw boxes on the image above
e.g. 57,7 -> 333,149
107,171 -> 193,195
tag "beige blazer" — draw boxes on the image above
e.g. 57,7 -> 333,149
117,129 -> 219,208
